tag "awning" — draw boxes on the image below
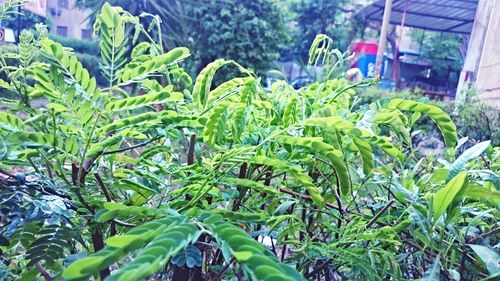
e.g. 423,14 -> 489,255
356,0 -> 478,34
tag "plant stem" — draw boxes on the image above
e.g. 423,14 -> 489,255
278,187 -> 340,210
366,199 -> 395,228
35,263 -> 53,281
94,173 -> 114,202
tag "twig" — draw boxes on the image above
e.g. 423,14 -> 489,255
366,199 -> 395,228
94,173 -> 114,202
231,163 -> 248,211
317,168 -> 345,215
403,239 -> 488,278
278,187 -> 340,210
90,228 -> 110,279
468,226 -> 500,244
102,136 -> 163,155
480,155 -> 492,170
45,161 -> 53,179
0,182 -> 17,197
458,243 -> 468,278
382,184 -> 406,206
213,259 -> 235,281
0,167 -> 15,178
113,219 -> 137,227
187,133 -> 196,165
305,259 -> 330,278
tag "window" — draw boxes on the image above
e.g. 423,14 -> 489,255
82,29 -> 92,40
56,26 -> 68,37
58,0 -> 69,9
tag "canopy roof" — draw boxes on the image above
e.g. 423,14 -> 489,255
356,0 -> 478,34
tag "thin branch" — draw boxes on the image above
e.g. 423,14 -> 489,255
94,173 -> 114,202
403,238 -> 488,278
102,136 -> 163,156
366,199 -> 395,228
468,226 -> 500,244
45,161 -> 53,179
0,167 -> 15,178
113,219 -> 137,227
305,259 -> 330,279
278,187 -> 340,210
213,259 -> 235,281
187,133 -> 196,165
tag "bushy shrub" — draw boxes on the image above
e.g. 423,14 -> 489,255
0,3 -> 498,281
446,100 -> 500,146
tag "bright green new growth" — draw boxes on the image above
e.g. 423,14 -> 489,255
387,99 -> 458,147
433,172 -> 467,221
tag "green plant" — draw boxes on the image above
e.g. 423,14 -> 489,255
74,52 -> 107,86
186,0 -> 289,76
357,87 -> 500,147
447,101 -> 500,147
410,30 -> 464,83
0,3 -> 499,281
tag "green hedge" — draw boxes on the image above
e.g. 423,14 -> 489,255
49,34 -> 100,54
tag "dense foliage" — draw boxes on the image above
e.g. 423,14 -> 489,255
48,35 -> 100,55
0,4 -> 51,37
0,3 -> 499,281
186,0 -> 289,75
75,0 -> 196,49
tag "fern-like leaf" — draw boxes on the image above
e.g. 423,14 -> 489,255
250,156 -> 324,206
204,214 -> 305,281
63,217 -> 187,280
26,224 -> 74,266
274,136 -> 351,198
387,99 -> 457,147
203,102 -> 229,145
105,85 -> 183,111
193,59 -> 232,108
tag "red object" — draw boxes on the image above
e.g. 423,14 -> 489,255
351,42 -> 378,56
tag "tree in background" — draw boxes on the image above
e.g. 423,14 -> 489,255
186,0 -> 289,75
290,0 -> 351,62
410,30 -> 465,84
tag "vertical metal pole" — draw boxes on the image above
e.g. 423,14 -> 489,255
374,0 -> 393,79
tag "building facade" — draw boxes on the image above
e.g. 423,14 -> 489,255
47,0 -> 92,39
468,0 -> 500,107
